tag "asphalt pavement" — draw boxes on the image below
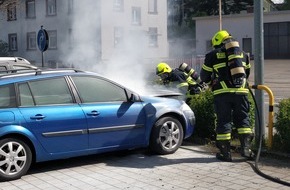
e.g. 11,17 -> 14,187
2,60 -> 290,190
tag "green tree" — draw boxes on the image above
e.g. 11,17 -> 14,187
277,0 -> 290,10
167,0 -> 254,57
169,0 -> 254,28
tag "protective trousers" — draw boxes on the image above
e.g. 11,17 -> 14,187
214,93 -> 253,161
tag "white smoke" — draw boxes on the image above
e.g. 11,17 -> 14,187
60,0 -> 153,94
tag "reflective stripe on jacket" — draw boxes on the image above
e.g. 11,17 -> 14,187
200,47 -> 251,96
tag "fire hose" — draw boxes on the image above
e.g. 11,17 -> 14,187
249,84 -> 290,187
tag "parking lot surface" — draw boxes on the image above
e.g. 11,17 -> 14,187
2,60 -> 290,189
1,143 -> 290,190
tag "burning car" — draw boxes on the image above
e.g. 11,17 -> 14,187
0,68 -> 195,181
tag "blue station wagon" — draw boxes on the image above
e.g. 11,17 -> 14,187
0,69 -> 195,181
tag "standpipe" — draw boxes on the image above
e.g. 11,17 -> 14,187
250,85 -> 274,149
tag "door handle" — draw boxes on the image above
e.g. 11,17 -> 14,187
87,110 -> 100,116
30,114 -> 46,120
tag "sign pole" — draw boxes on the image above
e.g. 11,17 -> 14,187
37,26 -> 49,68
42,52 -> 44,67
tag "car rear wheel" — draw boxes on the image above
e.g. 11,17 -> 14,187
0,138 -> 32,182
150,116 -> 184,154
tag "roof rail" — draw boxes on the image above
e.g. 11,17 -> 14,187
0,68 -> 83,78
0,68 -> 38,74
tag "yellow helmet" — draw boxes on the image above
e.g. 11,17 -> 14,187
212,30 -> 232,47
156,62 -> 172,75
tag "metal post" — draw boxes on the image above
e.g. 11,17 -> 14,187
250,85 -> 274,149
254,1 -> 265,142
219,0 -> 222,30
41,52 -> 44,68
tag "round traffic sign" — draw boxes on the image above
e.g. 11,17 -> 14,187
37,27 -> 49,52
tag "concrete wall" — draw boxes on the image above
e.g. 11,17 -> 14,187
194,10 -> 290,56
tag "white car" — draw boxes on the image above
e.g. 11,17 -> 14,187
0,57 -> 37,73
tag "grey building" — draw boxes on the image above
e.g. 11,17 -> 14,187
0,0 -> 168,68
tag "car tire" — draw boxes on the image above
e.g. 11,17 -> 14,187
150,116 -> 184,155
0,138 -> 32,182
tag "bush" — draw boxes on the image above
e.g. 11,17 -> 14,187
187,89 -> 216,141
273,98 -> 290,153
247,92 -> 256,129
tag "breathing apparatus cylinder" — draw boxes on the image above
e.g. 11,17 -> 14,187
225,41 -> 246,87
179,63 -> 201,83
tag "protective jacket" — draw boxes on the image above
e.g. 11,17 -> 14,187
200,47 -> 251,96
163,68 -> 194,94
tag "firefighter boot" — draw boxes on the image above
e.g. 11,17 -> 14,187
239,134 -> 255,159
216,140 -> 232,162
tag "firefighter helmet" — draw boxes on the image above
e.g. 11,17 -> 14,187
156,62 -> 172,75
212,30 -> 232,47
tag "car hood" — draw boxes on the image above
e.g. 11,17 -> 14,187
140,87 -> 183,99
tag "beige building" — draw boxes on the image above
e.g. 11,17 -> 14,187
194,10 -> 290,59
0,0 -> 168,68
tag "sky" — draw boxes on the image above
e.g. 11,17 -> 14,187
272,0 -> 284,3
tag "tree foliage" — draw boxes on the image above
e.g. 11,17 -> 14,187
277,0 -> 290,10
169,0 -> 254,28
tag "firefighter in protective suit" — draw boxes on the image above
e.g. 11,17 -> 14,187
156,62 -> 203,99
200,30 -> 254,162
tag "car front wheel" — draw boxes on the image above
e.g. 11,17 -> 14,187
0,138 -> 32,182
150,116 -> 184,154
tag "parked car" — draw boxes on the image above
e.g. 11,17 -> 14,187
0,57 -> 37,73
0,68 -> 195,181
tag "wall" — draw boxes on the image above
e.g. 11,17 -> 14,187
194,10 -> 290,57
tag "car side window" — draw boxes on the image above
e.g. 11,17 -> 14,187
18,83 -> 34,106
19,77 -> 73,106
0,84 -> 16,108
71,76 -> 127,103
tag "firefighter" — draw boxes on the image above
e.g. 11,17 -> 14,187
200,30 -> 253,162
156,62 -> 203,99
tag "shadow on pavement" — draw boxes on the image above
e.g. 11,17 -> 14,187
27,145 -> 218,176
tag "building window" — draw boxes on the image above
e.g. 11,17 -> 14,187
8,33 -> 17,51
27,32 -> 36,50
68,0 -> 74,14
47,30 -> 57,49
26,0 -> 35,18
206,40 -> 212,52
7,2 -> 17,21
148,0 -> 157,14
113,0 -> 123,11
68,28 -> 74,48
46,0 -> 56,16
148,27 -> 158,47
114,27 -> 123,47
132,7 -> 141,25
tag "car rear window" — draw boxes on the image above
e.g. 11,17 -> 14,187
0,84 -> 16,108
18,77 -> 74,106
